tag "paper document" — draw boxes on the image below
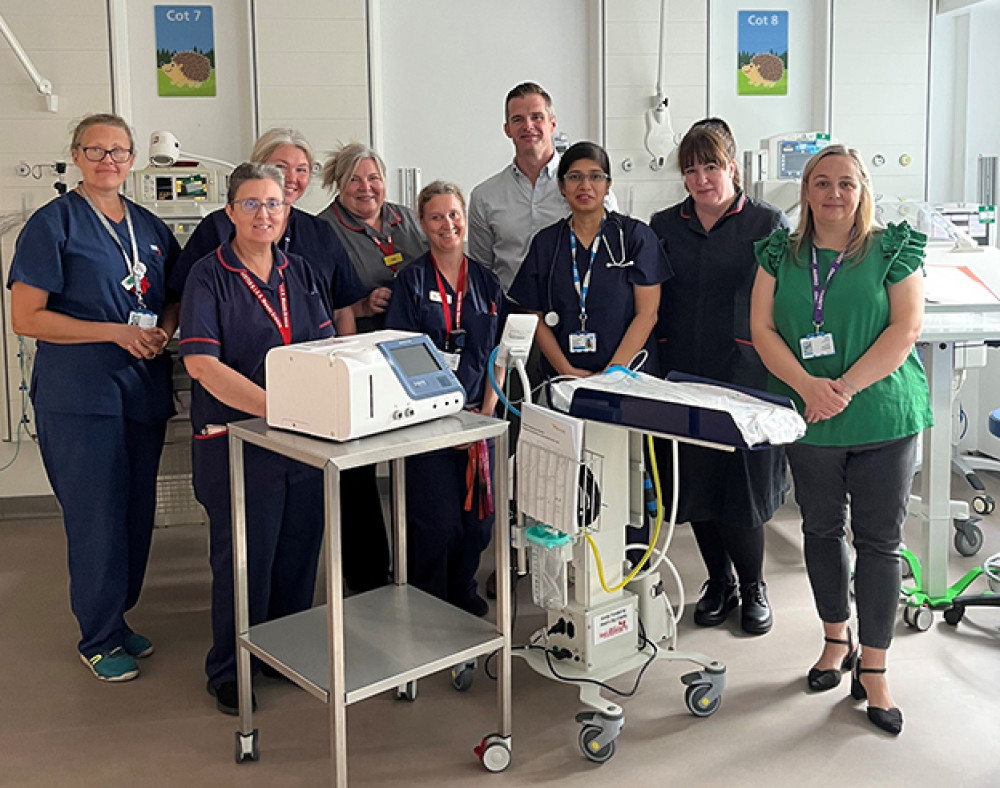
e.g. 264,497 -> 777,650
517,404 -> 584,535
925,265 -> 1000,306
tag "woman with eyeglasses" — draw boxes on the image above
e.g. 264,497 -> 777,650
179,162 -> 337,714
7,113 -> 180,682
174,129 -> 392,598
650,118 -> 789,637
509,141 -> 669,380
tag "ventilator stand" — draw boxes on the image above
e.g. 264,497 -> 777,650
513,419 -> 726,764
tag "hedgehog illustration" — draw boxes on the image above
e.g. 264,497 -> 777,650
741,53 -> 784,88
161,51 -> 212,88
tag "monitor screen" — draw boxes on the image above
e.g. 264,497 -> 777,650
778,140 -> 826,179
388,342 -> 440,377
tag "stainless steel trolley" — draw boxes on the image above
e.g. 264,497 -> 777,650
228,413 -> 512,784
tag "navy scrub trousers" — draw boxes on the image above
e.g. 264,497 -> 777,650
37,412 -> 167,658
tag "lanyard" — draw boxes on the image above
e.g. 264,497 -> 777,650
809,242 -> 849,330
333,202 -> 398,259
569,218 -> 603,329
78,187 -> 146,310
432,255 -> 467,335
222,248 -> 292,345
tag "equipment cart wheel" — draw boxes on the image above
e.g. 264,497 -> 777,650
579,726 -> 616,764
954,521 -> 984,557
395,680 -> 418,702
451,659 -> 476,692
235,729 -> 259,763
685,683 -> 722,717
902,605 -> 933,631
944,605 -> 965,626
475,734 -> 511,773
971,494 -> 995,516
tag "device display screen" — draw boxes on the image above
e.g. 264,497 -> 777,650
778,141 -> 826,179
388,342 -> 440,377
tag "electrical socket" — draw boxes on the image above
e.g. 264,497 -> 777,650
16,162 -> 31,177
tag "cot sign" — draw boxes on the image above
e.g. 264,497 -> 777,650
154,6 -> 216,97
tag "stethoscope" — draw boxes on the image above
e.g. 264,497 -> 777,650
544,213 -> 630,328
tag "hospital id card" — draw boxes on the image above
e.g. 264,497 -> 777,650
442,350 -> 461,371
799,331 -> 835,360
127,309 -> 158,329
569,330 -> 597,354
383,252 -> 403,267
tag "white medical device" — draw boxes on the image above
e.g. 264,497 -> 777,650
265,330 -> 466,442
128,166 -> 227,246
744,131 -> 832,215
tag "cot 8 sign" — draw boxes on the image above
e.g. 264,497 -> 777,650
747,14 -> 781,26
165,8 -> 202,22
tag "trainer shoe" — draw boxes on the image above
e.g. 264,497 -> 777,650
80,647 -> 139,682
123,632 -> 154,659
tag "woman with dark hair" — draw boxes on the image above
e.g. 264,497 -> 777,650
751,144 -> 931,734
650,118 -> 789,636
509,141 -> 670,379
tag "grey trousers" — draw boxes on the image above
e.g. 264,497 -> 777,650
786,435 -> 918,649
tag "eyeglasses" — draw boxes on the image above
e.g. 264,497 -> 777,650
231,198 -> 286,215
564,172 -> 610,185
78,146 -> 133,163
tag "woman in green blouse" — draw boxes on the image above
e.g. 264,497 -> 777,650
750,145 -> 932,736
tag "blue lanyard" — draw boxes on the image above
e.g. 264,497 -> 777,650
569,217 -> 603,329
809,242 -> 849,330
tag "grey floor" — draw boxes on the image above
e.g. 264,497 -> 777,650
2,472 -> 1000,788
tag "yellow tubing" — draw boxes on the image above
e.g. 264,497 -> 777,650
584,434 -> 663,594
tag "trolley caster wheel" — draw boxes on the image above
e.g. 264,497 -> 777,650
235,729 -> 259,763
944,605 -> 965,626
903,605 -> 933,631
954,521 -> 984,557
475,734 -> 512,773
971,494 -> 995,516
579,725 -> 617,763
451,660 -> 476,692
684,683 -> 722,717
395,680 -> 418,702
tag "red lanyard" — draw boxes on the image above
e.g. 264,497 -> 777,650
225,248 -> 292,345
431,256 -> 467,335
333,202 -> 397,258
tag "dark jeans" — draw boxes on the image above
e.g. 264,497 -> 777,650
786,435 -> 918,650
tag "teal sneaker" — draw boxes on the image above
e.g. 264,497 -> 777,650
80,647 -> 139,682
123,632 -> 154,659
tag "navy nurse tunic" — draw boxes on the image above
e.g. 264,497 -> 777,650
7,190 -> 180,658
179,241 -> 335,687
650,192 -> 788,529
385,253 -> 506,607
508,211 -> 671,378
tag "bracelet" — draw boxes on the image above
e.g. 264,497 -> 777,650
838,376 -> 859,395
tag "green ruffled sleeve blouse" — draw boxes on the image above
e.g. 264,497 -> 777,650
754,222 -> 933,447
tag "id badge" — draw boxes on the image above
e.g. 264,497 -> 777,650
799,331 -> 835,360
383,252 -> 403,267
128,309 -> 158,329
569,330 -> 597,354
442,351 -> 461,371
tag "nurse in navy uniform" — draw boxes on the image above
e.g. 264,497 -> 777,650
179,162 -> 335,714
8,113 -> 180,682
385,181 -> 506,617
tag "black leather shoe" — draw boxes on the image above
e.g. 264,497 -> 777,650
850,660 -> 903,735
740,580 -> 773,635
693,579 -> 738,627
807,626 -> 857,691
207,680 -> 258,716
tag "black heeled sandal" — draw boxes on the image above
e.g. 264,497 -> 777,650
850,659 -> 903,735
807,627 -> 857,692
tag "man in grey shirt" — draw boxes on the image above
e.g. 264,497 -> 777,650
469,82 -> 616,292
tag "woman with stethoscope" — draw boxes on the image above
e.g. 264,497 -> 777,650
509,141 -> 670,380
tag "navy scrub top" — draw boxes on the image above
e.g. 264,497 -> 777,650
178,241 -> 335,434
384,253 -> 506,408
651,192 -> 787,388
6,191 -> 180,421
170,206 -> 367,318
509,211 -> 671,378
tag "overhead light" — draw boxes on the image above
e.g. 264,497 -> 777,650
148,130 -> 235,170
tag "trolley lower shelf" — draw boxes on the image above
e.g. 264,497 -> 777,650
244,585 -> 504,704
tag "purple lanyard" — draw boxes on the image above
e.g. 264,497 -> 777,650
809,243 -> 849,330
